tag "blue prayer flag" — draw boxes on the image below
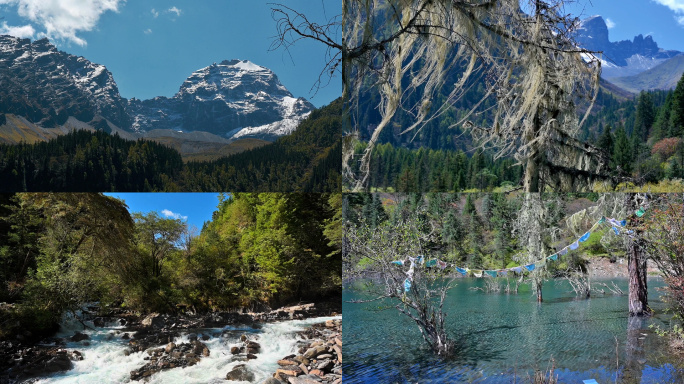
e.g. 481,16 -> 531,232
511,266 -> 522,274
524,264 -> 536,272
392,260 -> 404,266
613,226 -> 619,235
620,220 -> 627,226
579,232 -> 591,242
569,241 -> 579,250
425,259 -> 437,267
456,267 -> 468,275
404,279 -> 411,292
582,380 -> 599,384
559,248 -> 568,255
416,256 -> 424,264
485,270 -> 497,278
498,270 -> 508,277
548,254 -> 558,261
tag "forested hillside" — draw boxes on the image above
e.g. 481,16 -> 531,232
0,98 -> 342,192
356,73 -> 684,191
0,193 -> 341,339
345,193 -> 614,273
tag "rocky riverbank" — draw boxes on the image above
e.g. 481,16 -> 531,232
263,318 -> 342,384
0,301 -> 340,383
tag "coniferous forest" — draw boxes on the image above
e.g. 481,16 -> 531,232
0,98 -> 342,192
353,73 -> 684,192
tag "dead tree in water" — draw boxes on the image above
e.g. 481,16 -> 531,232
624,194 -> 651,317
344,206 -> 456,356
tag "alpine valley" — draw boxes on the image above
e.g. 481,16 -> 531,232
0,35 -> 341,192
0,35 -> 314,157
349,14 -> 684,192
575,15 -> 684,93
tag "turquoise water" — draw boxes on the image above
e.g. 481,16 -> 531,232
343,278 -> 684,383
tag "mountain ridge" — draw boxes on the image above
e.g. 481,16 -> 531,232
0,35 -> 313,147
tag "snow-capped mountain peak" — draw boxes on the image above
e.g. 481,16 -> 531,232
128,58 -> 314,139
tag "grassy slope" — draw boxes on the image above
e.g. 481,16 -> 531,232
609,55 -> 684,93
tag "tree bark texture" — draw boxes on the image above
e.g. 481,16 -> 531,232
625,194 -> 650,317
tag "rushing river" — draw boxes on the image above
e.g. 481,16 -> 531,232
343,278 -> 684,383
31,315 -> 340,384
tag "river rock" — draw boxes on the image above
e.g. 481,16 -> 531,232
141,313 -> 165,329
70,332 -> 89,342
288,375 -> 322,384
302,345 -> 326,359
278,359 -> 297,366
317,359 -> 333,371
276,366 -> 302,377
165,342 -> 176,353
261,378 -> 284,384
226,364 -> 255,381
230,346 -> 241,354
265,319 -> 342,384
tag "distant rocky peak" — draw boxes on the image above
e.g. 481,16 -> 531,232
177,58 -> 291,99
575,15 -> 679,68
577,15 -> 610,46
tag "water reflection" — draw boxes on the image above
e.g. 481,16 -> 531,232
343,278 -> 684,383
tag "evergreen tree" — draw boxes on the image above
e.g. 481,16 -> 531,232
670,73 -> 684,137
613,124 -> 633,174
634,91 -> 655,142
597,123 -> 614,156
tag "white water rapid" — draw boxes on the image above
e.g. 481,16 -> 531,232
33,316 -> 340,384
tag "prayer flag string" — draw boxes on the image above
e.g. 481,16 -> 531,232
391,207 -> 646,282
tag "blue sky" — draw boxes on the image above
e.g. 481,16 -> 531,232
564,0 -> 684,51
0,0 -> 341,108
104,193 -> 225,232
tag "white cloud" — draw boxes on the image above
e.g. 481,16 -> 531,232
652,0 -> 684,26
143,28 -> 152,34
652,0 -> 684,13
605,18 -> 616,29
166,6 -> 181,17
0,0 -> 124,46
161,209 -> 187,221
151,8 -> 158,18
0,21 -> 35,38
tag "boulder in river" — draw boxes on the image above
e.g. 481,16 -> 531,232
70,332 -> 89,342
141,313 -> 165,329
226,364 -> 255,381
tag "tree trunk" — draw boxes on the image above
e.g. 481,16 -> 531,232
524,155 -> 540,193
535,278 -> 543,302
625,194 -> 650,317
628,237 -> 649,316
623,316 -> 646,382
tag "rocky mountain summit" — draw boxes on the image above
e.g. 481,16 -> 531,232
0,35 -> 130,130
575,15 -> 682,78
0,36 -> 313,143
128,59 -> 314,140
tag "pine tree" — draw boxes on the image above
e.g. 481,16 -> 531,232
598,123 -> 614,158
634,91 -> 655,142
670,73 -> 684,137
613,124 -> 633,174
